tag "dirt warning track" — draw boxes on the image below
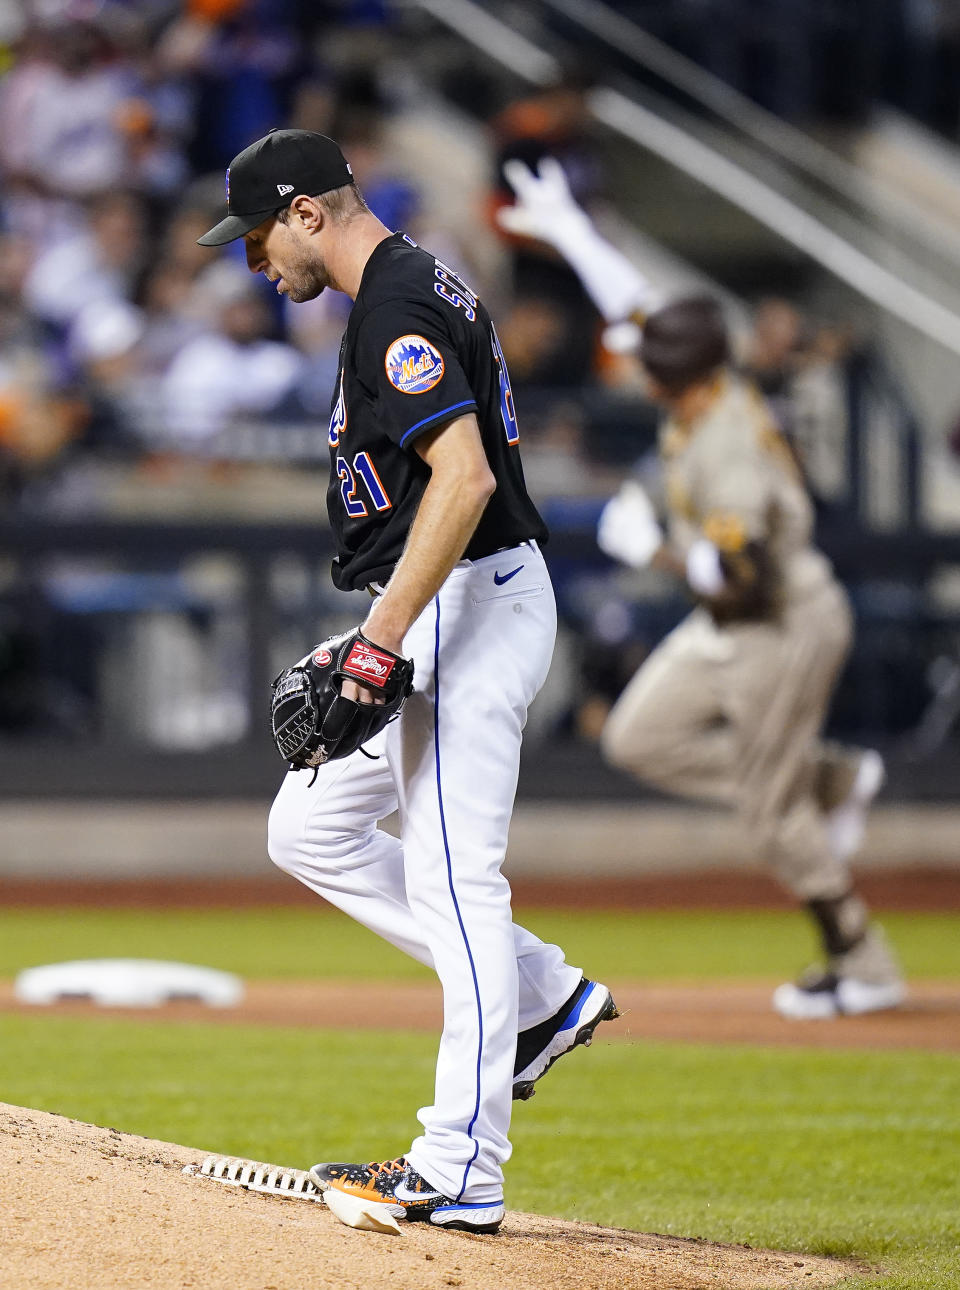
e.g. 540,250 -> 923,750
2,979 -> 957,1050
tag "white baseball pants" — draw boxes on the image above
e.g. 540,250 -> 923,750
268,543 -> 582,1203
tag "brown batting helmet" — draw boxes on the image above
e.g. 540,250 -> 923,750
640,296 -> 729,395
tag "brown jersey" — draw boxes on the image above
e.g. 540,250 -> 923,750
660,374 -> 833,612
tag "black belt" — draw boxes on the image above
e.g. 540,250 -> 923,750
366,539 -> 536,598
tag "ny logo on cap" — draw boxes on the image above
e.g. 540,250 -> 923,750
277,183 -> 295,196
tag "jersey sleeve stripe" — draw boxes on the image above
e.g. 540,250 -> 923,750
398,400 -> 478,446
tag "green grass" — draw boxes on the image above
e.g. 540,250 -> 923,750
0,1014 -> 957,1289
2,905 -> 959,1287
2,906 -> 959,981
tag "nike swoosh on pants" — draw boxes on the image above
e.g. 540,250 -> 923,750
493,564 -> 524,585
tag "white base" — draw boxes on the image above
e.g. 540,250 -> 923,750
14,959 -> 244,1007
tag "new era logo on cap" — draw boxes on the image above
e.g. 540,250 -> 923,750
197,130 -> 354,247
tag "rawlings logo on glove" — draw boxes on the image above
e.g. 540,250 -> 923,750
270,627 -> 414,772
341,641 -> 396,685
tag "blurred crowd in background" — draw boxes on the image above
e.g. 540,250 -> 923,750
0,0 -> 957,763
0,0 -> 893,521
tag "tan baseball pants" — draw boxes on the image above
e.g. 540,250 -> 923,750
601,580 -> 861,900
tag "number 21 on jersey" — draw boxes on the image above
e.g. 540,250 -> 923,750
337,452 -> 391,517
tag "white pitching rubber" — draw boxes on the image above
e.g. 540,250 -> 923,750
185,1156 -> 324,1201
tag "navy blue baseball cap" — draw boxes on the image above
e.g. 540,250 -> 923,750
197,129 -> 353,247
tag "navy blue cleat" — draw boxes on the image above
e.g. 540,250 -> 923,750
513,978 -> 620,1101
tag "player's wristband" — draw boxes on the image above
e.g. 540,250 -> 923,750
601,321 -> 643,354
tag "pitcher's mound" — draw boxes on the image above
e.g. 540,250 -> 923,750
0,1103 -> 868,1289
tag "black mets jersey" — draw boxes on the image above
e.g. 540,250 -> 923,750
325,232 -> 548,591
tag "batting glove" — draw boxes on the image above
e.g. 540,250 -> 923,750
497,158 -> 657,323
597,480 -> 664,568
685,537 -> 726,596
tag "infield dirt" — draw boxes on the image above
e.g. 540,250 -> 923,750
1,979 -> 956,1050
0,1103 -> 868,1290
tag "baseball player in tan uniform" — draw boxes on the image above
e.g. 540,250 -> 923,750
499,165 -> 904,1020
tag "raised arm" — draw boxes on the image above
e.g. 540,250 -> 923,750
496,157 -> 660,326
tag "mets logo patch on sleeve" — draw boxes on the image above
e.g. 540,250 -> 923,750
384,335 -> 445,394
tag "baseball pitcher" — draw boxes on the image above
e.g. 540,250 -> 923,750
197,131 -> 618,1234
